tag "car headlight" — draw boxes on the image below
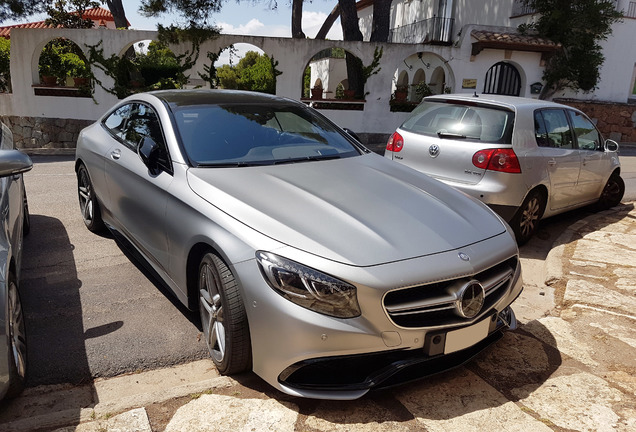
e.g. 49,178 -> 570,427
256,251 -> 361,318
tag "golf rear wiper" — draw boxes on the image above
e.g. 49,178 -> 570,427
437,131 -> 467,139
436,131 -> 480,140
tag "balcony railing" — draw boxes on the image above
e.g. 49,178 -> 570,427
511,0 -> 536,17
389,17 -> 454,45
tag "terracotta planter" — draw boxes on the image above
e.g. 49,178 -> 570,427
394,90 -> 408,101
73,77 -> 89,87
343,89 -> 355,99
311,87 -> 323,99
41,75 -> 57,87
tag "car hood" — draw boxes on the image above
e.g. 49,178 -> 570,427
187,154 -> 506,266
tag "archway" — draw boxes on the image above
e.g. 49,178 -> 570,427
211,43 -> 279,94
483,62 -> 521,96
302,47 -> 366,101
38,38 -> 91,91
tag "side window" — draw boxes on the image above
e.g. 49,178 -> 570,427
103,104 -> 133,142
534,110 -> 549,147
536,109 -> 573,149
125,104 -> 171,172
567,110 -> 602,151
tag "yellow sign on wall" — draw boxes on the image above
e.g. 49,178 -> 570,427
462,79 -> 477,89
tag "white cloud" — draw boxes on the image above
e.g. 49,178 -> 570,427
302,10 -> 343,40
218,19 -> 289,38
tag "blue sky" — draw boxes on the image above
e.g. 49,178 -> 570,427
127,0 -> 342,39
3,1 -> 343,38
127,0 -> 341,38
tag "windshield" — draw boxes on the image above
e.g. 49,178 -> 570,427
400,100 -> 515,143
172,103 -> 361,166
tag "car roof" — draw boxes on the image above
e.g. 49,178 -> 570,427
148,89 -> 293,107
426,93 -> 568,111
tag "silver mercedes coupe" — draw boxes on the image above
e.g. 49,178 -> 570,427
75,90 -> 523,400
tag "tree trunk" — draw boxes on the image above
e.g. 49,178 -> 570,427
370,0 -> 392,42
338,0 -> 363,41
315,5 -> 340,40
338,0 -> 363,98
105,0 -> 128,29
291,0 -> 305,38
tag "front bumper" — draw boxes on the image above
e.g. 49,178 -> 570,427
279,307 -> 516,395
234,232 -> 522,400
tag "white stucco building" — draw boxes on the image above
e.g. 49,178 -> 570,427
351,0 -> 636,103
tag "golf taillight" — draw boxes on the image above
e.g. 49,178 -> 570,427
472,149 -> 521,173
386,132 -> 404,153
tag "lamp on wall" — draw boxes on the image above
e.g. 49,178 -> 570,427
417,53 -> 430,69
403,59 -> 413,70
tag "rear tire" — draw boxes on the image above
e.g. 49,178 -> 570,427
5,273 -> 27,399
77,164 -> 105,233
198,253 -> 251,375
597,174 -> 624,210
511,190 -> 546,245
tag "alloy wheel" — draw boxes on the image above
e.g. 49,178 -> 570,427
519,197 -> 541,238
199,262 -> 226,364
78,167 -> 95,224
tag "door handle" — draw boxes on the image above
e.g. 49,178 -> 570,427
547,159 -> 557,166
110,149 -> 121,160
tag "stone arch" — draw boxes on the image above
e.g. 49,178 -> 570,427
303,47 -> 364,100
430,66 -> 446,94
483,61 -> 526,96
36,37 -> 91,88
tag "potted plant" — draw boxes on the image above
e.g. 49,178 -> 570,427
61,53 -> 92,87
393,85 -> 408,101
39,44 -> 65,86
415,82 -> 433,101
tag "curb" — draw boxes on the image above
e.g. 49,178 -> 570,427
0,360 -> 224,432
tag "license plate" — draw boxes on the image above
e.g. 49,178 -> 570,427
444,316 -> 491,354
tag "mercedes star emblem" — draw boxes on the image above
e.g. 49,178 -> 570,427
456,280 -> 485,319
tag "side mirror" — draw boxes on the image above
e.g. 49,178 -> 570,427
343,128 -> 361,143
0,149 -> 33,177
604,139 -> 619,152
138,136 -> 160,174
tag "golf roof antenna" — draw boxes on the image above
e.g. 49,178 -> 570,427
473,92 -> 479,98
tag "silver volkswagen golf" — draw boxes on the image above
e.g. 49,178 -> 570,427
385,94 -> 624,244
75,90 -> 522,399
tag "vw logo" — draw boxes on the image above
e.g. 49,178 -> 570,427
428,144 -> 440,158
456,280 -> 485,319
458,252 -> 470,261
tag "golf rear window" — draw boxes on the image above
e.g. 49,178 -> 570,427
400,101 -> 514,144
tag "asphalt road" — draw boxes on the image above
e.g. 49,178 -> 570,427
21,156 -> 208,387
18,151 -> 636,389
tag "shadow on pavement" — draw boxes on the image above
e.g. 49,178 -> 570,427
0,215 -> 119,429
224,321 -> 561,426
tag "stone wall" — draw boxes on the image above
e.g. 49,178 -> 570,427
556,99 -> 636,143
0,116 -> 93,150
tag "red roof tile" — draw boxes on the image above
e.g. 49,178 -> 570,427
0,7 -> 119,38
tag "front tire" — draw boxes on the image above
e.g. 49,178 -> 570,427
511,190 -> 546,245
5,274 -> 27,399
198,253 -> 251,375
77,164 -> 105,233
597,174 -> 624,210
